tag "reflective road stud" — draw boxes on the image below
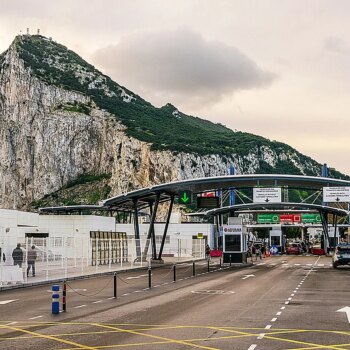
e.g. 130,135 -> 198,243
52,284 -> 60,314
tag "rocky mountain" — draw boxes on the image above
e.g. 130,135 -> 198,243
0,34 -> 346,209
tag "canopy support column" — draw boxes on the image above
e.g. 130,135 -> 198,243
319,210 -> 330,253
158,195 -> 175,260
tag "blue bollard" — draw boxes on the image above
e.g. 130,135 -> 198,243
52,285 -> 60,314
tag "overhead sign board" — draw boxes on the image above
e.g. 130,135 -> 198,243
301,213 -> 321,223
253,188 -> 281,203
323,187 -> 350,203
197,196 -> 219,208
257,214 -> 279,224
178,190 -> 192,205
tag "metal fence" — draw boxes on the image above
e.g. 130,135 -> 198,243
0,236 -> 205,285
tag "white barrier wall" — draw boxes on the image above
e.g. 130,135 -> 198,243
116,223 -> 214,256
38,215 -> 116,237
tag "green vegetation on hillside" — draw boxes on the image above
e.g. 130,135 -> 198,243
11,35 -> 348,178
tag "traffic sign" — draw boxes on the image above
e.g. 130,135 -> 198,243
257,214 -> 280,224
270,246 -> 278,254
179,190 -> 192,205
253,188 -> 281,203
323,187 -> 350,203
301,213 -> 321,223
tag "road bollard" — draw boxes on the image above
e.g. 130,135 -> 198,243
114,273 -> 117,299
62,281 -> 67,312
219,257 -> 222,268
207,259 -> 210,272
148,267 -> 152,289
192,261 -> 196,277
52,285 -> 60,314
230,254 -> 232,267
173,264 -> 176,282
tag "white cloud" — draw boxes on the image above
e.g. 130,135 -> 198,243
92,29 -> 275,107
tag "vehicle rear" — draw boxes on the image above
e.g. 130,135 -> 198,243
333,245 -> 350,268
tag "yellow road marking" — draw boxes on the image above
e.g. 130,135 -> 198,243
208,326 -> 350,350
91,322 -> 219,350
0,324 -> 98,350
283,344 -> 350,350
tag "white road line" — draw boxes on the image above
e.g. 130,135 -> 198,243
126,274 -> 148,280
281,306 -> 286,310
288,297 -> 292,301
5,322 -> 18,325
153,285 -> 160,288
285,301 -> 289,305
248,345 -> 257,350
121,293 -> 130,296
294,263 -> 301,266
74,305 -> 86,309
293,290 -> 297,293
29,316 -> 43,320
291,294 -> 295,296
265,325 -> 272,329
257,333 -> 265,339
276,312 -> 282,316
318,264 -> 324,267
142,288 -> 149,291
92,300 -> 102,304
271,318 -> 277,322
107,297 -> 115,300
0,299 -> 18,305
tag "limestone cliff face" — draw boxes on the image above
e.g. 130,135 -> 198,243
0,36 -> 322,209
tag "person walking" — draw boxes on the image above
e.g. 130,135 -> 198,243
27,245 -> 37,277
12,243 -> 23,267
205,244 -> 211,262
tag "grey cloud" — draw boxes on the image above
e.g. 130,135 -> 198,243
324,36 -> 349,54
92,29 -> 275,107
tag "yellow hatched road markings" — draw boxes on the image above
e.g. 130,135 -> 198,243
0,323 -> 98,350
1,321 -> 350,350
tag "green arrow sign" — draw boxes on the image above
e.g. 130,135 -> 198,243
179,190 -> 192,205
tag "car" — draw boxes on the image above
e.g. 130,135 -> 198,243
332,244 -> 350,268
286,243 -> 303,255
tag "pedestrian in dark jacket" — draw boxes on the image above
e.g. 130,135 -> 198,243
12,243 -> 23,267
0,247 -> 5,263
27,245 -> 37,277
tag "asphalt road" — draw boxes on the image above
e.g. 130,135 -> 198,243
0,255 -> 349,350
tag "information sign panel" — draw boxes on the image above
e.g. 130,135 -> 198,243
257,214 -> 280,224
197,196 -> 219,208
178,190 -> 192,205
301,213 -> 321,223
323,187 -> 350,202
253,188 -> 281,203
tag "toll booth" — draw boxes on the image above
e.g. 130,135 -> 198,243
222,225 -> 247,263
269,226 -> 284,253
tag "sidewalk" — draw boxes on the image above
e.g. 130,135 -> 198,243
0,257 -> 251,291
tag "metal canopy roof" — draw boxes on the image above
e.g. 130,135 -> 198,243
203,202 -> 349,217
102,174 -> 350,210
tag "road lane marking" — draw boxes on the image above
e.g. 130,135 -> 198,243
126,274 -> 148,280
28,316 -> 43,320
276,312 -> 282,316
92,300 -> 102,304
285,301 -> 290,305
0,323 -> 98,350
265,325 -> 272,329
248,345 -> 257,350
0,299 -> 18,305
281,306 -> 286,310
91,323 -> 219,350
271,318 -> 277,322
74,305 -> 86,309
257,333 -> 265,339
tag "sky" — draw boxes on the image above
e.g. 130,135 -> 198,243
1,0 -> 349,175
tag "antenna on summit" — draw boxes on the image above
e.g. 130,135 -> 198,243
37,29 -> 40,35
26,28 -> 29,35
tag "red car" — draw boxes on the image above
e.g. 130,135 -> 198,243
286,243 -> 303,255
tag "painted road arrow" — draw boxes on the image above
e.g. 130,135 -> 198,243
336,306 -> 350,323
242,274 -> 255,280
0,299 -> 17,305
